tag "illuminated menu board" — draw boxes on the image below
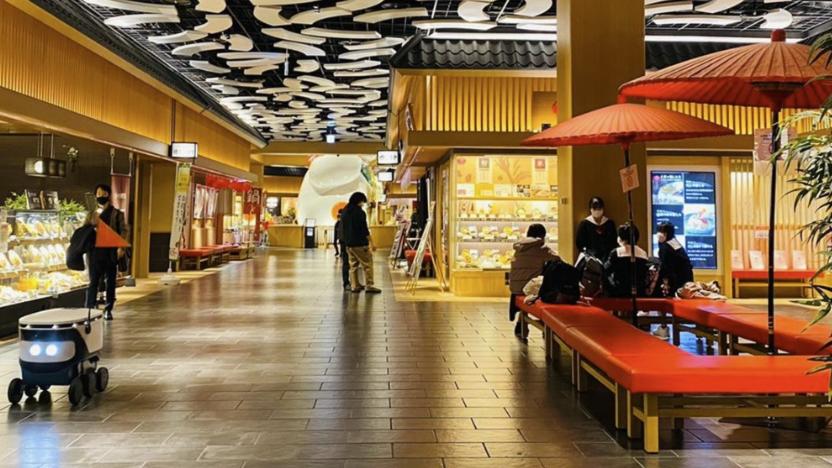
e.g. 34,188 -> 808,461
650,170 -> 718,270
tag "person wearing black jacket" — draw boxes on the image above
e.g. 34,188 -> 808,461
86,184 -> 128,320
575,197 -> 617,259
657,222 -> 694,294
341,192 -> 380,294
334,209 -> 350,291
603,223 -> 649,298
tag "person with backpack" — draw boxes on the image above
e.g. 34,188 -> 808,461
603,223 -> 649,298
509,223 -> 560,339
576,197 -> 617,259
87,184 -> 128,320
341,192 -> 381,294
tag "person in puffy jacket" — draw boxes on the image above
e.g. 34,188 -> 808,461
509,224 -> 560,339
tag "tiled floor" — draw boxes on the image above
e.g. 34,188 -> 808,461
0,248 -> 830,467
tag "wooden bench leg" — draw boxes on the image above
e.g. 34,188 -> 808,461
550,332 -> 560,359
671,316 -> 681,346
615,384 -> 628,430
643,394 -> 660,454
627,390 -> 642,439
717,331 -> 728,355
570,351 -> 580,388
728,334 -> 738,355
544,327 -> 552,361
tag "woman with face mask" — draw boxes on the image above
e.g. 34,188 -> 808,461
575,197 -> 617,259
86,184 -> 129,320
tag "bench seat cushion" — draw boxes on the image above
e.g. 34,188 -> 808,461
180,249 -> 209,258
608,354 -> 827,394
672,301 -> 759,328
708,312 -> 832,355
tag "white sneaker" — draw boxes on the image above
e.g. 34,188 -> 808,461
652,326 -> 670,340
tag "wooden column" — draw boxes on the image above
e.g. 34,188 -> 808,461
556,0 -> 647,262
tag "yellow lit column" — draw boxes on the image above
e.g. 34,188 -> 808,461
556,0 -> 647,262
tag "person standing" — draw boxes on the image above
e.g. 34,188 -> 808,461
334,209 -> 350,291
86,184 -> 128,320
575,196 -> 617,259
341,192 -> 381,294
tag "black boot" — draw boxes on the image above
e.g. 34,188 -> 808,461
103,304 -> 114,321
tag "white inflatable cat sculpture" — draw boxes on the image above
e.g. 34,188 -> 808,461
296,155 -> 370,227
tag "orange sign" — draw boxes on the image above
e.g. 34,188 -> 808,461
619,164 -> 640,193
95,219 -> 129,248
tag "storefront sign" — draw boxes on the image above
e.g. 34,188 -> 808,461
245,187 -> 263,242
168,163 -> 192,261
650,169 -> 718,270
378,170 -> 394,182
170,142 -> 198,159
377,150 -> 400,166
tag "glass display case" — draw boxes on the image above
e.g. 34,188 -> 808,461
448,154 -> 558,296
0,208 -> 88,308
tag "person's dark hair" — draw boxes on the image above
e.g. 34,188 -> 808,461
657,222 -> 675,240
348,192 -> 367,205
618,223 -> 639,245
589,196 -> 605,210
526,223 -> 546,239
95,184 -> 112,197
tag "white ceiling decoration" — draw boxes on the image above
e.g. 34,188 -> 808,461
354,8 -> 428,24
295,60 -> 321,73
207,77 -> 264,89
651,14 -> 742,26
334,68 -> 389,78
253,7 -> 291,26
262,28 -> 327,45
257,87 -> 295,94
515,0 -> 552,17
368,100 -> 387,107
245,65 -> 281,75
339,48 -> 397,61
171,42 -> 225,57
761,8 -> 793,29
302,28 -> 381,40
310,84 -> 350,92
645,1 -> 692,16
458,1 -> 492,22
336,0 -> 385,12
148,30 -> 207,44
196,0 -> 226,14
299,75 -> 337,87
274,40 -> 326,56
496,15 -> 557,24
274,94 -> 294,102
189,60 -> 231,74
697,0 -> 744,14
290,7 -> 351,25
352,77 -> 390,88
227,58 -> 284,68
343,37 -> 406,51
103,14 -> 179,28
224,34 -> 254,52
294,92 -> 326,101
82,0 -> 176,15
323,60 -> 381,71
282,78 -> 306,90
218,52 -> 286,60
413,20 -> 497,30
211,85 -> 240,95
250,0 -> 318,5
518,23 -> 557,32
194,15 -> 233,34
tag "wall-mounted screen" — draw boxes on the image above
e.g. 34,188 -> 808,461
377,150 -> 400,166
378,170 -> 394,182
170,142 -> 198,159
650,169 -> 718,270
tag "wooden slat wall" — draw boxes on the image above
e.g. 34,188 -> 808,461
664,101 -> 829,135
0,3 -> 251,172
730,157 -> 819,270
422,76 -> 557,132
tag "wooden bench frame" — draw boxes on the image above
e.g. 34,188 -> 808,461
523,304 -> 832,453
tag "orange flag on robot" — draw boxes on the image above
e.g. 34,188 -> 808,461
95,217 -> 129,248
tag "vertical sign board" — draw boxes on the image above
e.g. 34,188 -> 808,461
169,163 -> 192,262
650,169 -> 718,270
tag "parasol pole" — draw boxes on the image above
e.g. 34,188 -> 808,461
623,143 -> 638,326
766,106 -> 781,355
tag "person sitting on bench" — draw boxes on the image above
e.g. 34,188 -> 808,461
603,223 -> 649,298
508,223 -> 560,339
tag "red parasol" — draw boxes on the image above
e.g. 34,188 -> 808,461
619,29 -> 832,354
95,219 -> 129,249
525,103 -> 733,322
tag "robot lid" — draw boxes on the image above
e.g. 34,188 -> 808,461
19,308 -> 103,327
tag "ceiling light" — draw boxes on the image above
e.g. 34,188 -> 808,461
354,8 -> 429,24
253,6 -> 291,26
83,0 -> 176,14
302,28 -> 381,40
189,60 -> 230,74
412,20 -> 497,31
427,32 -> 553,41
761,8 -> 793,29
324,60 -> 381,70
172,42 -> 225,57
651,14 -> 742,26
290,7 -> 351,25
148,30 -> 207,44
274,41 -> 326,57
336,0 -> 384,11
339,48 -> 396,61
458,1 -> 491,22
644,34 -> 800,44
343,37 -> 406,51
696,0 -> 744,14
103,14 -> 179,28
514,0 -> 552,17
263,28 -> 326,45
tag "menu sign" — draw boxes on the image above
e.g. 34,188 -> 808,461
651,170 -> 718,270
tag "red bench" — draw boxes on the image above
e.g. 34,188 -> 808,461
514,298 -> 832,453
733,269 -> 815,298
179,248 -> 212,270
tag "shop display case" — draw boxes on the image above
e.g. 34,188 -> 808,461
0,208 -> 87,308
449,154 -> 558,296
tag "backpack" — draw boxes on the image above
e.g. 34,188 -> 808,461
66,225 -> 94,271
538,260 -> 580,304
575,253 -> 604,298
